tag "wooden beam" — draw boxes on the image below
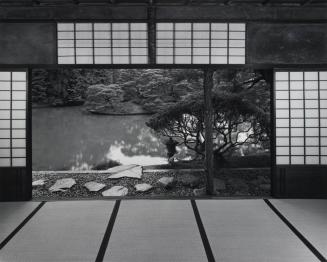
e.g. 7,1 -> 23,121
261,0 -> 270,6
203,68 -> 215,195
301,0 -> 313,6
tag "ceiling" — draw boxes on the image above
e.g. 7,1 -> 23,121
0,0 -> 326,7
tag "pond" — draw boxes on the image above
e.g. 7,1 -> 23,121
32,106 -> 190,171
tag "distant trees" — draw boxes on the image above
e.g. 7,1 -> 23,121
31,69 -> 203,110
146,69 -> 270,161
31,69 -> 115,106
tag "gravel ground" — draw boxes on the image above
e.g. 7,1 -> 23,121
32,168 -> 271,200
32,171 -> 206,200
214,168 -> 271,197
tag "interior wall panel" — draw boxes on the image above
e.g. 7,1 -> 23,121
247,23 -> 327,65
0,6 -> 147,20
0,23 -> 56,64
156,6 -> 327,20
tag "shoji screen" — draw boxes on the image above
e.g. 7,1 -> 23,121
0,71 -> 27,167
275,71 -> 327,165
156,22 -> 246,64
57,23 -> 148,64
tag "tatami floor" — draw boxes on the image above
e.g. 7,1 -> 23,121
0,199 -> 326,262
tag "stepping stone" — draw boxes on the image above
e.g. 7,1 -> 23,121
135,183 -> 153,192
32,179 -> 45,187
177,174 -> 201,188
49,178 -> 76,192
158,177 -> 176,189
102,186 -> 128,197
193,187 -> 207,196
214,178 -> 226,191
108,164 -> 142,179
84,181 -> 106,192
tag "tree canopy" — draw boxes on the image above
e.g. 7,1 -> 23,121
147,69 -> 270,159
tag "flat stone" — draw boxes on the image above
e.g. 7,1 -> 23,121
108,164 -> 142,179
84,181 -> 106,192
177,174 -> 201,188
158,177 -> 176,189
135,183 -> 153,192
32,179 -> 45,187
107,164 -> 138,173
49,178 -> 76,192
234,191 -> 251,196
214,178 -> 226,191
102,186 -> 128,197
193,187 -> 207,197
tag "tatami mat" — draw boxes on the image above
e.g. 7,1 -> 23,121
0,201 -> 115,262
197,199 -> 320,262
270,199 -> 327,260
0,202 -> 40,245
104,200 -> 207,262
0,199 -> 326,262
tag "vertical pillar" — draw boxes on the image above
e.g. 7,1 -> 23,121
259,69 -> 275,196
147,5 -> 156,65
203,68 -> 214,195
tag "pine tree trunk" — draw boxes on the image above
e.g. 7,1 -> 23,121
203,68 -> 214,195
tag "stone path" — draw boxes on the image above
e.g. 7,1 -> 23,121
49,178 -> 76,192
102,186 -> 129,197
107,164 -> 143,179
41,166 -> 205,198
0,199 -> 326,262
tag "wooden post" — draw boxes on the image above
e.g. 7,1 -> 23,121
147,5 -> 156,65
203,68 -> 214,195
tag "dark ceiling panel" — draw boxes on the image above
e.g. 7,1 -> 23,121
0,0 -> 326,6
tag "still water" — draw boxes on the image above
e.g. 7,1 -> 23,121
32,106 -> 190,171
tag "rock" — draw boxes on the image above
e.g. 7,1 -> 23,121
84,181 -> 106,192
108,165 -> 142,179
259,184 -> 271,191
234,191 -> 251,196
84,84 -> 146,114
102,186 -> 128,197
92,159 -> 121,170
177,174 -> 201,188
49,178 -> 76,192
193,187 -> 207,197
135,183 -> 153,192
214,178 -> 226,191
158,177 -> 176,189
32,179 -> 45,187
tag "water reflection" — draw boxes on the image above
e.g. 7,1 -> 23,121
106,144 -> 167,166
32,106 -> 189,171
